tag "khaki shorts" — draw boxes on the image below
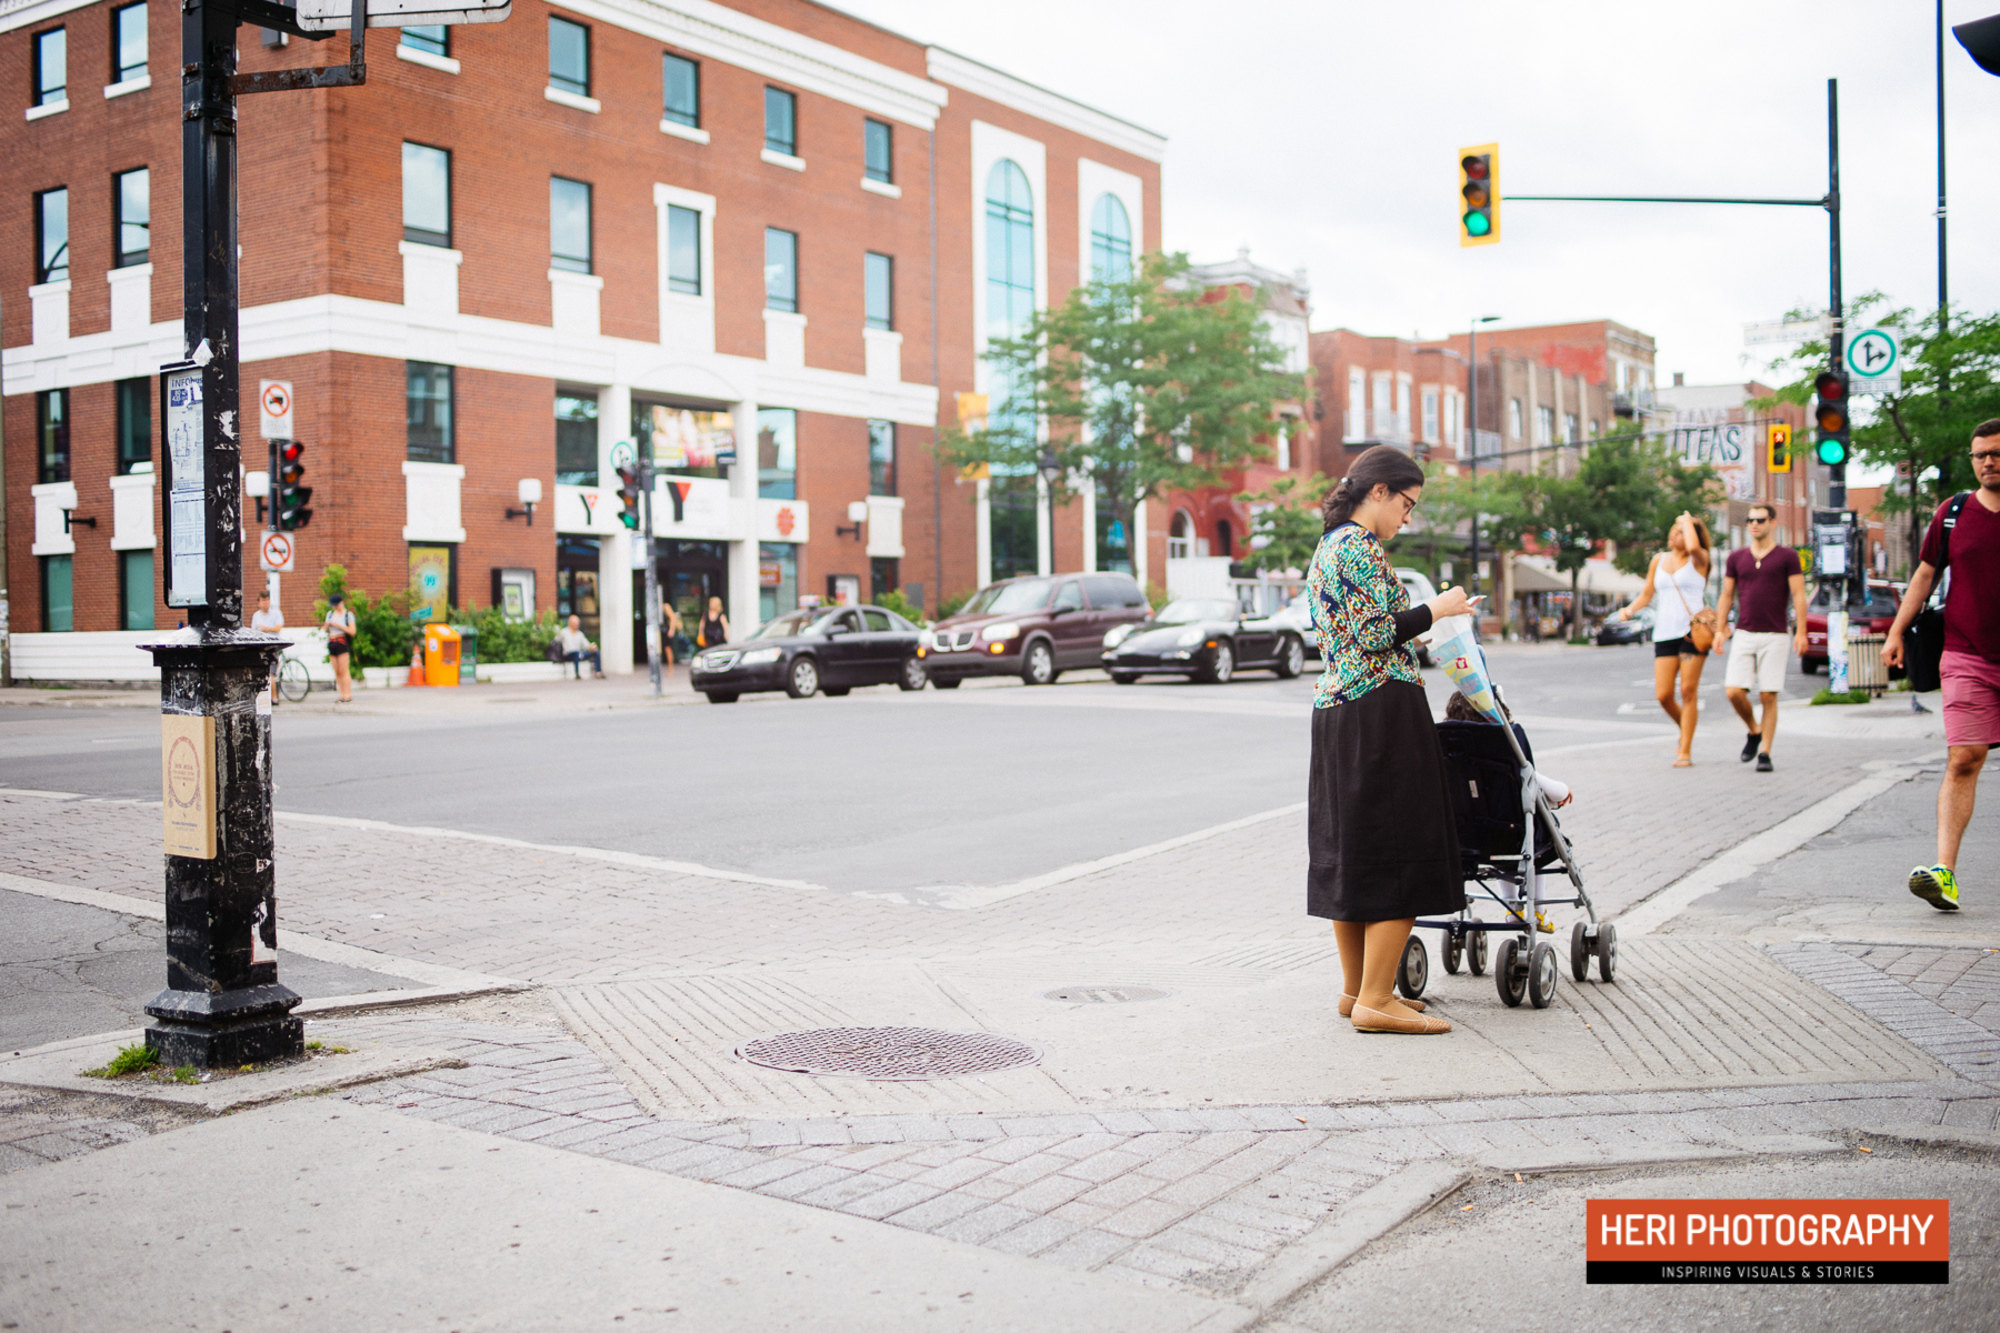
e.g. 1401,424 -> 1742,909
1724,630 -> 1790,693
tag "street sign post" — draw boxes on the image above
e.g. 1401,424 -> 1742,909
1846,327 -> 1901,396
259,531 -> 296,573
297,1 -> 513,29
259,380 -> 294,439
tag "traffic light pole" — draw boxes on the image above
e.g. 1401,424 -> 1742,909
641,449 -> 663,698
1827,77 -> 1846,515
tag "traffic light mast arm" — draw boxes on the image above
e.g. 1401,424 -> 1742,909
1506,193 -> 1829,207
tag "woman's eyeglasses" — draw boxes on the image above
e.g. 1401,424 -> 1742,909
1395,490 -> 1420,516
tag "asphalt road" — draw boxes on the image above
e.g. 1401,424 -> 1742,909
0,642 -> 1693,893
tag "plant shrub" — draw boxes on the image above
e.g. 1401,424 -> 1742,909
874,588 -> 926,624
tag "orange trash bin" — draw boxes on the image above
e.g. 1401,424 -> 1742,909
422,624 -> 462,687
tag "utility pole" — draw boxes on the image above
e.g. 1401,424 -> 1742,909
641,443 -> 663,697
1826,78 -> 1845,516
1464,315 -> 1501,607
1933,0 -> 1948,568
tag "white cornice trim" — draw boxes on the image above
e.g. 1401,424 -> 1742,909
659,118 -> 710,145
927,47 -> 1165,164
0,0 -> 97,37
395,44 -> 461,76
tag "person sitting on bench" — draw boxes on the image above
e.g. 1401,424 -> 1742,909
556,615 -> 604,679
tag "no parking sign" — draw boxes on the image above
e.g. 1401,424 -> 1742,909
259,531 -> 296,573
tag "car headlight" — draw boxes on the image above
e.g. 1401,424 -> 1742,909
740,647 -> 782,665
1176,626 -> 1205,647
982,622 -> 1021,642
1103,624 -> 1136,648
920,629 -> 936,648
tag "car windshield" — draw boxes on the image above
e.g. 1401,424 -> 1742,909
1154,598 -> 1237,625
748,611 -> 821,640
960,579 -> 1053,616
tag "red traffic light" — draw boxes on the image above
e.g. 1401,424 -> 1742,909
1813,371 -> 1846,402
1461,155 -> 1489,180
616,463 -> 641,489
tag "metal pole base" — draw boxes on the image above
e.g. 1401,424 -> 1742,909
145,984 -> 303,1067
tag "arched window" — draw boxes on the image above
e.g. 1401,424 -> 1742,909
985,160 -> 1038,579
1169,509 -> 1196,561
1089,193 -> 1131,284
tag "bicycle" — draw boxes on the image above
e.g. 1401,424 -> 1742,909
277,653 -> 311,704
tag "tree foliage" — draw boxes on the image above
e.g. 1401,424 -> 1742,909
1236,474 -> 1331,574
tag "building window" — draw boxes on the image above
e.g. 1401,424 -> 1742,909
1535,404 -> 1554,447
41,556 -> 73,633
1508,397 -> 1523,440
984,160 -> 1038,580
759,541 -> 797,621
111,5 -> 146,83
666,204 -> 701,295
555,392 -> 597,486
1587,418 -> 1600,439
406,362 -> 454,464
864,252 -> 893,331
764,86 -> 796,155
32,28 -> 65,107
662,52 -> 699,127
116,377 -> 150,473
550,177 -> 592,274
764,228 -> 798,313
401,25 -> 447,58
1345,368 -> 1365,443
1564,412 -> 1579,444
863,118 -> 892,183
1421,388 -> 1439,443
37,389 -> 69,483
113,168 -> 148,267
402,143 -> 451,247
1275,423 -> 1292,471
120,549 -> 153,631
870,557 -> 899,602
758,407 -> 796,500
1096,478 -> 1132,574
34,188 -> 67,284
868,420 -> 896,495
1089,193 -> 1132,284
548,17 -> 589,97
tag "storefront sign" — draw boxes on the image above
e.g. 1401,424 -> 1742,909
161,714 -> 217,860
758,499 -> 810,544
410,545 -> 451,623
653,475 -> 732,538
639,405 -> 736,467
1657,417 -> 1755,501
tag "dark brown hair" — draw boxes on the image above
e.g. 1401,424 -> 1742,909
1322,445 -> 1427,532
1445,690 -> 1513,722
1973,419 -> 2000,440
1746,502 -> 1775,522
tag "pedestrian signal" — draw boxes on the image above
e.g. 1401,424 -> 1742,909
615,463 -> 643,531
1767,423 -> 1792,474
1813,370 -> 1849,466
1459,144 -> 1499,247
276,441 -> 313,531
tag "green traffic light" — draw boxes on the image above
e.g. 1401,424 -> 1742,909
1816,437 -> 1848,466
1463,211 -> 1491,237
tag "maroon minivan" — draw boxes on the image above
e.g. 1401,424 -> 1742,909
922,572 -> 1152,686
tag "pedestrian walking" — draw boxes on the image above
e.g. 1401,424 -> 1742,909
249,590 -> 284,703
661,599 -> 683,678
697,595 -> 729,649
1713,503 -> 1808,772
1883,420 -> 2000,912
322,592 -> 356,704
1613,512 -> 1714,767
1307,445 -> 1477,1036
556,614 -> 605,679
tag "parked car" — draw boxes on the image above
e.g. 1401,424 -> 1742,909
1100,597 -> 1307,684
691,604 -> 927,702
1596,607 -> 1655,646
1802,581 -> 1905,674
923,572 -> 1152,687
1398,570 -> 1439,668
1270,569 -> 1438,666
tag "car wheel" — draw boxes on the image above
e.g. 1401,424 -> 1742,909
1274,635 -> 1305,679
899,657 -> 928,691
1801,657 -> 1820,675
704,691 -> 739,704
1021,640 -> 1056,686
1201,640 -> 1234,684
785,656 -> 820,699
932,677 -> 962,690
1110,672 -> 1139,685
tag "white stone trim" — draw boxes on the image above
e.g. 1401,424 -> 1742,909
400,242 -> 462,322
395,44 -> 460,76
658,118 -> 709,145
545,85 -> 602,115
109,471 -> 156,551
31,481 -> 78,557
863,327 -> 902,383
860,177 -> 901,199
28,279 -> 69,345
24,98 -> 67,121
549,268 -> 605,340
0,1 -> 98,37
865,495 -> 904,558
102,73 -> 149,99
763,308 -> 807,367
760,148 -> 805,172
1077,158 -> 1145,281
928,47 -> 1164,163
106,263 -> 150,335
402,460 -> 467,544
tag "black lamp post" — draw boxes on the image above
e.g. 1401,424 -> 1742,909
1037,447 -> 1063,573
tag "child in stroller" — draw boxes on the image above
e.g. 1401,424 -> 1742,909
1442,690 -> 1573,934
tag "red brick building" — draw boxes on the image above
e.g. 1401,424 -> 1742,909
1,0 -> 1163,675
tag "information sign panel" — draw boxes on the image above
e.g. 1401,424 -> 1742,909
161,714 -> 217,860
163,367 -> 208,608
297,1 -> 513,30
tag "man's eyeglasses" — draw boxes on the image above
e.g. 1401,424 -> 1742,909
1747,515 -> 1770,523
1974,448 -> 2000,464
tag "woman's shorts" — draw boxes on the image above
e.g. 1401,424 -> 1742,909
328,641 -> 351,658
1653,636 -> 1697,659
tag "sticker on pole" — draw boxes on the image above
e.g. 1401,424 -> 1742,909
1846,328 -> 1901,397
260,531 -> 296,573
259,380 -> 293,439
296,1 -> 513,30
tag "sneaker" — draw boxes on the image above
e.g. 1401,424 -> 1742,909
1740,733 -> 1761,762
1756,753 -> 1774,773
1908,865 -> 1960,912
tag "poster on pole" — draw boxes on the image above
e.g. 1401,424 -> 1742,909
163,367 -> 209,608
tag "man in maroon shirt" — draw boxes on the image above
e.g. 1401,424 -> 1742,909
1884,420 -> 2000,910
1714,503 -> 1808,772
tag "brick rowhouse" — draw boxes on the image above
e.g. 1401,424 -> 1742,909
1,0 -> 1164,676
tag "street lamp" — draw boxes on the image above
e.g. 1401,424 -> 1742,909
1037,447 -> 1063,574
1466,315 -> 1502,602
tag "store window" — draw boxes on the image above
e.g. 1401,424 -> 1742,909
116,377 -> 150,473
401,25 -> 447,58
42,555 -> 73,632
409,545 -> 454,624
864,118 -> 892,183
867,420 -> 895,495
120,549 -> 153,630
34,188 -> 68,284
667,204 -> 701,295
758,408 -> 796,500
764,227 -> 797,312
402,143 -> 450,247
557,536 -> 601,642
759,542 -> 797,622
550,176 -> 592,274
37,389 -> 69,483
634,401 -> 734,479
33,28 -> 64,107
555,392 -> 597,486
663,52 -> 699,127
548,17 -> 589,97
1088,193 -> 1131,284
111,5 -> 146,83
406,362 -> 454,463
870,557 -> 898,602
114,168 -> 148,267
764,86 -> 796,155
864,252 -> 893,330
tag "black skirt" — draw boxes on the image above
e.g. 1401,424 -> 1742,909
1307,680 -> 1465,921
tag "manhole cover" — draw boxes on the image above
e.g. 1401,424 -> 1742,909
1042,984 -> 1172,1004
735,1026 -> 1042,1081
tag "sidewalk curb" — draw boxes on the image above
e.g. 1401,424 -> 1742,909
1861,1124 -> 2000,1154
1238,1159 -> 1471,1315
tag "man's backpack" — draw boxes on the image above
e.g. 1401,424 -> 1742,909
1907,492 -> 1970,694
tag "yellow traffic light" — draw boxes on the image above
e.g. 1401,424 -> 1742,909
1767,422 -> 1792,474
1459,144 -> 1500,247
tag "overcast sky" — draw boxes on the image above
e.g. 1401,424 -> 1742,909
837,0 -> 2000,389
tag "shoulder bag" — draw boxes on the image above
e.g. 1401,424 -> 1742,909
1668,559 -> 1718,654
1907,492 -> 1970,694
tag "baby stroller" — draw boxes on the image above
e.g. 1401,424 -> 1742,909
1396,628 -> 1615,1010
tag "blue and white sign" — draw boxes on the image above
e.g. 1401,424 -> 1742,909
1846,328 -> 1901,397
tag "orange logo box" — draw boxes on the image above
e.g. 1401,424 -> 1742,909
1586,1199 -> 1949,1284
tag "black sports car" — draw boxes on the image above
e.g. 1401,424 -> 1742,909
691,604 -> 928,702
1100,597 -> 1307,684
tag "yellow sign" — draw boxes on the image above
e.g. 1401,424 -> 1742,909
1767,422 -> 1793,473
958,462 -> 991,481
955,392 -> 989,430
161,714 -> 216,859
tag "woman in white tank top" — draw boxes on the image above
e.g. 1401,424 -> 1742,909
1613,512 -> 1713,767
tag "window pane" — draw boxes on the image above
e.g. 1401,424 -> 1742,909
402,143 -> 450,246
36,188 -> 68,284
763,228 -> 797,312
667,205 -> 701,295
407,362 -> 454,463
1089,193 -> 1131,283
401,25 -> 447,58
113,6 -> 146,82
864,252 -> 892,331
43,556 -> 73,633
864,119 -> 892,182
38,389 -> 69,483
764,86 -> 795,154
868,420 -> 895,496
121,549 -> 153,630
759,541 -> 798,621
662,53 -> 699,127
116,377 -> 150,473
555,392 -> 598,486
115,168 -> 148,266
550,177 -> 592,273
34,29 -> 64,104
548,17 -> 588,96
757,408 -> 796,500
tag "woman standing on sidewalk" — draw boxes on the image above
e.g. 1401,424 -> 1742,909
1308,446 -> 1475,1037
1614,512 -> 1713,767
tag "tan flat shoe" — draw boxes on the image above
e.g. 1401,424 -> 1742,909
1339,993 -> 1424,1017
1351,1004 -> 1452,1035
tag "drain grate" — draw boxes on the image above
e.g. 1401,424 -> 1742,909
1042,984 -> 1172,1004
736,1026 -> 1042,1081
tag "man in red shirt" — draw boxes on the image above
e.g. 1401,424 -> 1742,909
1884,420 -> 2000,910
1713,503 -> 1808,772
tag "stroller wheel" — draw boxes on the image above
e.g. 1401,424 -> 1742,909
1397,935 -> 1429,1000
1528,941 -> 1559,1009
1467,929 -> 1489,976
1443,928 -> 1465,975
1595,924 -> 1619,984
1570,922 -> 1592,983
1495,937 -> 1527,1007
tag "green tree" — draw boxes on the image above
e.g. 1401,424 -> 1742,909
1504,434 -> 1677,639
1236,474 -> 1331,574
1409,462 -> 1526,596
935,251 -> 1305,580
